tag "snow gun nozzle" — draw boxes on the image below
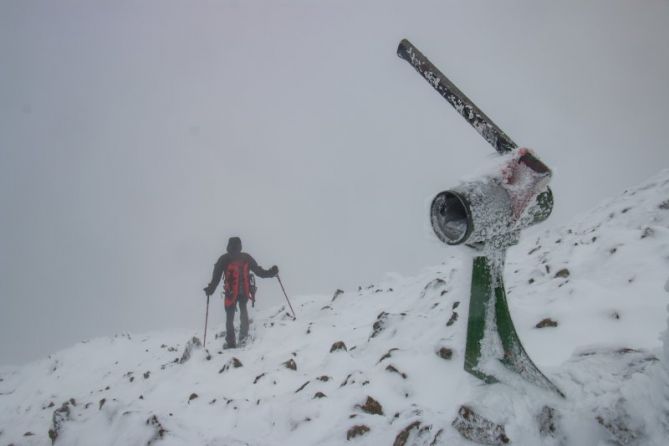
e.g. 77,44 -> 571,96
430,174 -> 553,247
431,191 -> 472,245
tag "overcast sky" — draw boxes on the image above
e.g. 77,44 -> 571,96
1,0 -> 668,366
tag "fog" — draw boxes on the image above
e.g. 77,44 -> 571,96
2,0 -> 668,365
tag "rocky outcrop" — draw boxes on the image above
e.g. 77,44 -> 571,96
452,405 -> 509,445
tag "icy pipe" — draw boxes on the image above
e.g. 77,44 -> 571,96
430,181 -> 554,247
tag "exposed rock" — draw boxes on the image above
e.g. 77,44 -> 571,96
452,405 -> 509,445
317,375 -> 331,382
452,301 -> 460,309
178,337 -> 202,364
611,311 -> 621,320
658,199 -> 669,210
313,392 -> 327,399
340,372 -> 368,387
385,364 -> 407,379
143,371 -> 150,379
358,396 -> 383,416
295,381 -> 310,393
253,373 -> 265,384
331,289 -> 344,302
641,227 -> 654,239
446,311 -> 459,327
371,312 -> 388,338
393,421 -> 435,446
535,318 -> 558,329
393,421 -> 421,446
420,278 -> 447,299
98,398 -> 106,410
537,406 -> 560,438
431,429 -> 444,446
437,347 -> 453,360
554,268 -> 570,279
219,357 -> 243,373
24,432 -> 34,436
377,348 -> 399,364
283,359 -> 297,371
330,341 -> 348,353
48,401 -> 72,445
188,393 -> 198,403
146,415 -> 167,446
346,425 -> 370,440
596,405 -> 643,446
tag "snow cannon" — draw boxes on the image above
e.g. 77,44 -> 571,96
398,39 -> 564,399
430,150 -> 554,248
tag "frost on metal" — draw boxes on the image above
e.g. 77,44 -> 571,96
430,149 -> 553,250
397,38 -> 517,154
438,150 -> 563,396
466,252 -> 564,397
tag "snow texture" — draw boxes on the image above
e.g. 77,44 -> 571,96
1,169 -> 669,445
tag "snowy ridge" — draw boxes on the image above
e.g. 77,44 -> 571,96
1,170 -> 669,445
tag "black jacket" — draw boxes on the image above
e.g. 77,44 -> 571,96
205,252 -> 275,296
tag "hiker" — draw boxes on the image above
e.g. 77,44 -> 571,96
203,237 -> 278,348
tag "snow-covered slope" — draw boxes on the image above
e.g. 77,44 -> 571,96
1,170 -> 669,446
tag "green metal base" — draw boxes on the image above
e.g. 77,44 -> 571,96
464,255 -> 564,398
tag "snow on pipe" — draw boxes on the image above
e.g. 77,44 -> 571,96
397,38 -> 517,155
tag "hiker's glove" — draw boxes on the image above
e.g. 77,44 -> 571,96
203,286 -> 214,297
270,265 -> 279,277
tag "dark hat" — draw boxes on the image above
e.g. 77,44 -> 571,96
227,237 -> 242,254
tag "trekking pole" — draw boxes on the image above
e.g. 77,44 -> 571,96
203,294 -> 210,348
276,275 -> 296,320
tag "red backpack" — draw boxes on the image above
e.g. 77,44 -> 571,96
224,260 -> 256,308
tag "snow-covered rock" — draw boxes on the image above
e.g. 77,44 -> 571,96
1,169 -> 668,445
